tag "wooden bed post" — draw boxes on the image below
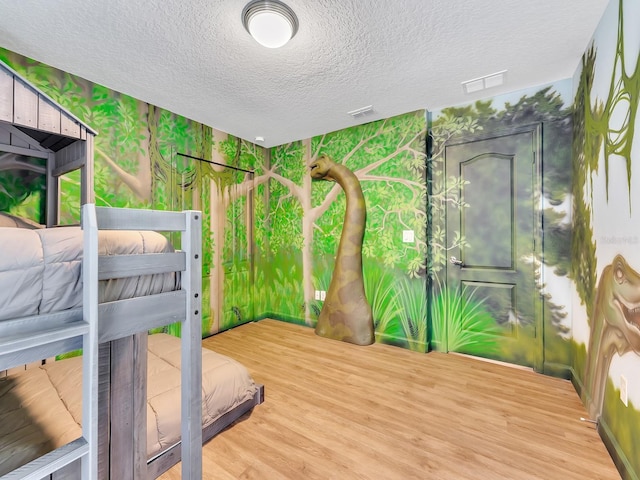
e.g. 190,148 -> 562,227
108,334 -> 149,479
82,134 -> 95,205
90,206 -> 203,479
81,203 -> 100,480
46,152 -> 59,227
181,210 -> 203,479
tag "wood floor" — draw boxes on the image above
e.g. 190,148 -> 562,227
160,319 -> 621,480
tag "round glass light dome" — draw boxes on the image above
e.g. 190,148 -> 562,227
242,0 -> 299,49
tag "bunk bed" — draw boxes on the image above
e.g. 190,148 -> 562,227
0,61 -> 264,479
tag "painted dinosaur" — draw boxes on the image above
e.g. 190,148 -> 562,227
583,254 -> 640,420
309,155 -> 374,345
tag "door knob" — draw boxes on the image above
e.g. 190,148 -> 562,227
449,256 -> 464,267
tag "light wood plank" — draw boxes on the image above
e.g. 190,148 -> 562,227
60,112 -> 81,138
98,252 -> 186,280
180,209 -> 203,480
1,438 -> 88,480
95,206 -> 186,232
38,96 -> 61,133
161,319 -> 621,480
0,337 -> 83,371
109,336 -> 135,478
97,291 -> 186,343
12,79 -> 37,128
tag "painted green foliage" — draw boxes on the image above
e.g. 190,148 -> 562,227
0,156 -> 46,222
171,135 -> 264,335
573,0 -> 640,319
572,46 -> 601,320
219,138 -> 263,332
572,2 -> 640,476
1,49 -> 185,220
429,87 -> 573,361
258,141 -> 306,320
313,113 -> 428,349
311,113 -> 427,276
0,49 -> 260,339
430,275 -> 501,356
263,111 -> 429,351
573,1 -> 640,346
602,379 -> 640,479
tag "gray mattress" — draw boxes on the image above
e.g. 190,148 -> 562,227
0,333 -> 259,476
0,226 -> 179,322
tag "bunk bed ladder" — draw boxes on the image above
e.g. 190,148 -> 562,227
87,204 -> 203,480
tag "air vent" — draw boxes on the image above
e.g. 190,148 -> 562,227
462,70 -> 507,94
347,105 -> 374,118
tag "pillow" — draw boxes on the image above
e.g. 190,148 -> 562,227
0,212 -> 44,229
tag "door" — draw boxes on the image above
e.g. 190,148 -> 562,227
445,126 -> 541,369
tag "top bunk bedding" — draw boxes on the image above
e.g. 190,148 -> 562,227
0,225 -> 179,322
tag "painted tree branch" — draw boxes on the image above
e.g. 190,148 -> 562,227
311,132 -> 425,221
358,175 -> 424,190
95,145 -> 150,200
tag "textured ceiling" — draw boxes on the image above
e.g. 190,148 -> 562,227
0,0 -> 609,147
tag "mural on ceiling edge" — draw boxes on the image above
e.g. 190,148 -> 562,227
0,48 -> 266,339
428,81 -> 573,369
572,0 -> 640,477
261,111 -> 428,352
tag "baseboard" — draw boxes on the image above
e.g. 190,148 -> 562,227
375,331 -> 428,352
569,367 -> 638,480
569,366 -> 585,397
598,417 -> 640,480
542,361 -> 572,379
258,313 -> 308,325
429,339 -> 445,352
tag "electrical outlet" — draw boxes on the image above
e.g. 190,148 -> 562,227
320,290 -> 326,301
402,230 -> 415,243
620,375 -> 628,407
314,290 -> 321,301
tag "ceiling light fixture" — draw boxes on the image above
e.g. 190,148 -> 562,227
242,0 -> 299,49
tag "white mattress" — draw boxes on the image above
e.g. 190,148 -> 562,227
0,334 -> 259,475
0,226 -> 179,322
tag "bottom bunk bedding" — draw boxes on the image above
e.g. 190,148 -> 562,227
0,333 -> 261,476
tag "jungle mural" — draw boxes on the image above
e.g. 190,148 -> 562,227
0,155 -> 45,222
263,113 -> 428,351
429,82 -> 574,371
0,48 -> 264,338
571,0 -> 640,477
171,131 -> 264,335
585,255 -> 640,421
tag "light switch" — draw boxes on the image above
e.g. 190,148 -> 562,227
402,230 -> 415,243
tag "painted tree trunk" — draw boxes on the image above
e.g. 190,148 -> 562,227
209,178 -> 224,333
301,139 -> 314,325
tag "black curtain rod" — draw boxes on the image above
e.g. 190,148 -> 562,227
177,152 -> 254,174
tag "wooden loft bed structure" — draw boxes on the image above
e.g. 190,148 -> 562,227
0,59 -> 95,226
